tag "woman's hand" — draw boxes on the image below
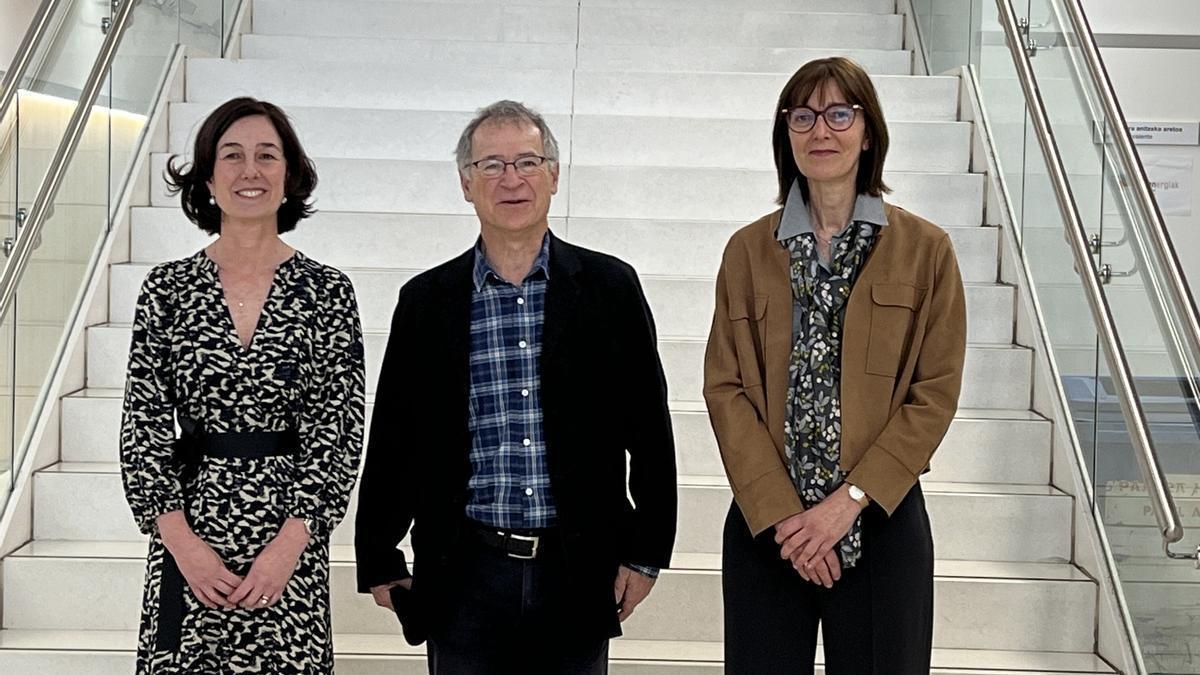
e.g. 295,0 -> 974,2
773,485 -> 863,578
157,510 -> 243,609
228,518 -> 310,609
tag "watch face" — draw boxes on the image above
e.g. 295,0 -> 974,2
849,485 -> 865,500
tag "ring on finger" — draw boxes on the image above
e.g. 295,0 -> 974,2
258,594 -> 271,605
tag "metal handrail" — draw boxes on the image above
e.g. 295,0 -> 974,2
0,0 -> 139,324
1059,0 -> 1200,500
994,0 -> 1190,560
0,0 -> 64,121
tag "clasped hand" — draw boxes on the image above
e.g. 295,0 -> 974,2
159,512 -> 309,610
772,487 -> 863,588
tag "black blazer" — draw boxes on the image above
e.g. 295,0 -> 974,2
354,232 -> 677,645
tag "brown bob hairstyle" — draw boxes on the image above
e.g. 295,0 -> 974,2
772,57 -> 891,206
165,97 -> 317,235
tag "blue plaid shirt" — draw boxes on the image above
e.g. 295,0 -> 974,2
466,233 -> 658,578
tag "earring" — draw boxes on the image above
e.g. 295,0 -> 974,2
208,195 -> 215,205
281,196 -> 288,204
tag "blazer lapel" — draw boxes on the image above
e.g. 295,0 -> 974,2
441,248 -> 476,433
543,232 -> 581,370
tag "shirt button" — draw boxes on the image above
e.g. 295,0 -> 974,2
519,340 -> 528,349
517,297 -> 525,306
521,389 -> 530,397
524,488 -> 534,496
523,438 -> 531,447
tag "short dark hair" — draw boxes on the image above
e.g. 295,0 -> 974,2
772,57 -> 891,206
165,97 -> 317,235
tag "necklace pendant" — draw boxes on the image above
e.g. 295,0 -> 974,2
237,301 -> 245,308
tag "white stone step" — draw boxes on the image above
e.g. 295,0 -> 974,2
253,0 -> 581,41
572,72 -> 960,121
32,457 -> 1071,563
0,628 -> 1116,674
241,34 -> 579,69
106,262 -> 1014,341
576,8 -> 902,50
241,35 -> 913,75
126,209 -> 1001,282
61,388 -> 1053,488
185,59 -> 576,113
84,323 -> 1034,408
149,153 -> 564,216
252,1 -> 901,51
168,103 -> 970,173
569,118 -> 970,173
2,541 -> 1097,652
575,44 -> 912,75
297,0 -> 898,12
167,104 -> 575,163
147,154 -> 983,228
185,59 -> 959,122
562,166 -> 984,227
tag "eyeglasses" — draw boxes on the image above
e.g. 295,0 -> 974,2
466,155 -> 551,178
779,104 -> 864,133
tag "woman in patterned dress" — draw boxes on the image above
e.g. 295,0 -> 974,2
703,57 -> 968,673
119,97 -> 365,673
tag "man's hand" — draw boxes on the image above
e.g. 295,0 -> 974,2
774,485 -> 862,579
228,518 -> 309,609
614,565 -> 656,622
370,578 -> 413,610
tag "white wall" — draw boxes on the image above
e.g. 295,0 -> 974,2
1080,0 -> 1200,295
0,0 -> 40,76
1080,0 -> 1200,36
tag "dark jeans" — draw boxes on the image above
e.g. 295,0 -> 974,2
722,485 -> 935,674
426,532 -> 609,675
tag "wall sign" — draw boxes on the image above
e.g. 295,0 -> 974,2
1126,120 -> 1200,146
1142,156 -> 1194,217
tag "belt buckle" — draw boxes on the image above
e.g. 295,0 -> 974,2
505,532 -> 539,560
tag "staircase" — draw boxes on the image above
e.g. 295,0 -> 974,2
0,0 -> 1122,672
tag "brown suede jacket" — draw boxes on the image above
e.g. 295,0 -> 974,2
703,203 -> 967,535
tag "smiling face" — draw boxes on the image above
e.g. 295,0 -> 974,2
206,115 -> 288,228
788,80 -> 869,194
460,119 -> 558,239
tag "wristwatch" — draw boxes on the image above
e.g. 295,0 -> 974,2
847,484 -> 870,508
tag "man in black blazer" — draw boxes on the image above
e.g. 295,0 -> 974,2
354,100 -> 677,674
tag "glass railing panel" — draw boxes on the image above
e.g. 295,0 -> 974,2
925,0 -> 978,75
915,0 -> 1200,669
224,0 -> 243,52
1094,142 -> 1200,675
3,0 -> 216,480
107,0 -> 178,221
0,307 -> 13,510
973,0 -> 1032,240
0,95 -> 13,505
9,0 -> 115,269
174,0 -> 226,57
11,85 -> 114,456
1030,2 -> 1200,668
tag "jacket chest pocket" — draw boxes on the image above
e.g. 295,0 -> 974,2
727,294 -> 769,388
865,283 -> 925,377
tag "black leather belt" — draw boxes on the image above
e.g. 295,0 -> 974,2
156,416 -> 299,653
470,524 -> 555,560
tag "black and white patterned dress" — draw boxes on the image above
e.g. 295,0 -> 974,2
119,250 -> 365,674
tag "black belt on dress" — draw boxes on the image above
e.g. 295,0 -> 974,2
155,417 -> 300,653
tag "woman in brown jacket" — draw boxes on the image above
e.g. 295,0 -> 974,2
703,57 -> 967,673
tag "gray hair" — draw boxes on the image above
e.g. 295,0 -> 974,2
454,100 -> 560,172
